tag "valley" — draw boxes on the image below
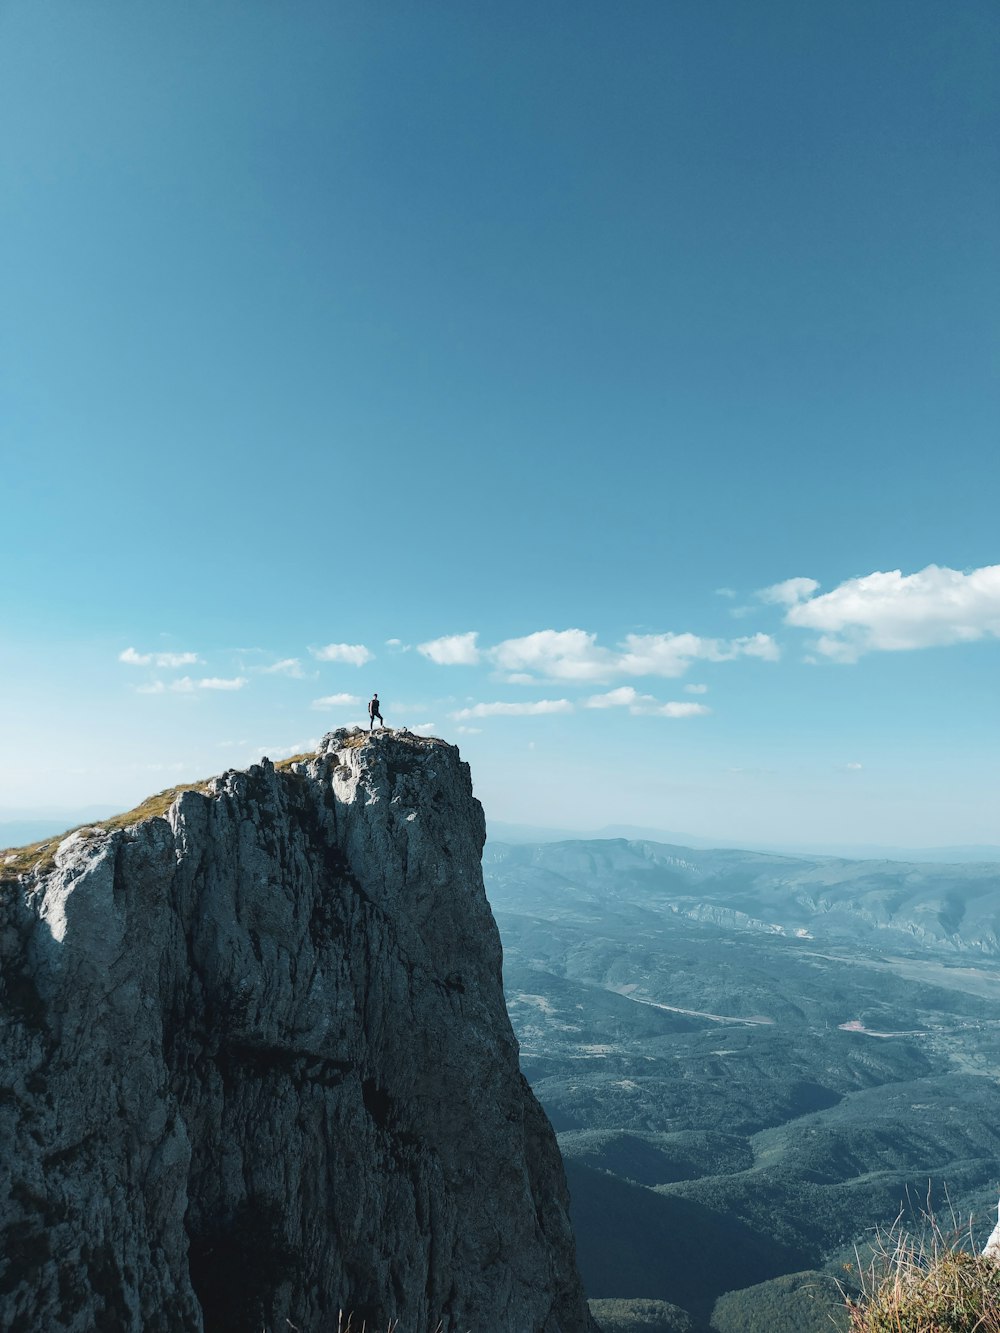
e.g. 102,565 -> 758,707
484,838 -> 1000,1332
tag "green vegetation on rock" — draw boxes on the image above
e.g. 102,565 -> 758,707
710,1270 -> 848,1333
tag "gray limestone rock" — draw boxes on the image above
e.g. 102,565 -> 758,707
0,731 -> 595,1333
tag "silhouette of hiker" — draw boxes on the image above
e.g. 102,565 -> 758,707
368,693 -> 384,730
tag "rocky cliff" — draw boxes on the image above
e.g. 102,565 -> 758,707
0,730 -> 595,1333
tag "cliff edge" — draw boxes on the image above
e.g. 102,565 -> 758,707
0,730 -> 595,1332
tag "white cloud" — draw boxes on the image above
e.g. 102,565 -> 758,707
647,701 -> 711,718
418,632 -> 480,665
411,723 -> 437,735
684,683 -> 709,694
757,577 -> 820,606
136,681 -> 166,695
310,642 -> 373,666
584,687 -> 710,718
456,725 -> 482,735
585,687 -> 646,709
170,677 -> 197,693
452,699 -> 574,720
261,658 -> 306,678
120,646 -> 200,667
490,629 -> 615,682
715,587 -> 737,599
785,563 -> 1000,661
312,693 -> 362,710
846,762 -> 863,770
199,677 -> 247,691
619,631 -> 780,676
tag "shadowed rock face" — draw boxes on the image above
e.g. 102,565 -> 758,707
0,730 -> 595,1333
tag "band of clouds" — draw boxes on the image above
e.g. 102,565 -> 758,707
452,691 -> 708,721
584,687 -> 710,718
760,562 -> 1000,663
137,676 -> 247,694
261,657 -> 307,678
419,627 -> 778,682
120,646 -> 200,668
312,693 -> 362,710
452,699 -> 573,719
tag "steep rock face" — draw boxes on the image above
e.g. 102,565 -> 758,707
0,731 -> 594,1333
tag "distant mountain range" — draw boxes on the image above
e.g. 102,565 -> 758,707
487,820 -> 1000,864
483,833 -> 1000,1330
0,807 -> 118,850
4,806 -> 998,865
485,836 -> 1000,954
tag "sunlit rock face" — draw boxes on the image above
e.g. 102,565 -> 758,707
0,730 -> 594,1333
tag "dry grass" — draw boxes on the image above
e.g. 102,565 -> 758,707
0,782 -> 212,879
275,754 -> 316,770
844,1209 -> 1000,1332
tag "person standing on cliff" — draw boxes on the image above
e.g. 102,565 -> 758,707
368,693 -> 384,730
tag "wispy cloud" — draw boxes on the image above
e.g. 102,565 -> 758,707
138,676 -> 246,694
684,683 -> 709,694
452,699 -> 573,720
757,577 -> 820,606
585,687 -> 711,718
648,701 -> 711,718
785,563 -> 1000,662
120,646 -> 200,668
261,658 -> 306,678
310,642 -> 372,666
585,687 -> 644,709
312,693 -> 362,710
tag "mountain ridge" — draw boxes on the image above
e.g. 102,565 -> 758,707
487,822 -> 1000,865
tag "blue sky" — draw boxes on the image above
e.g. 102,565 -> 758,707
2,1 -> 998,848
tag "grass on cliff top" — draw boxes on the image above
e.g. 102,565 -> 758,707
844,1212 -> 1000,1332
0,781 -> 212,879
3,753 -> 330,875
274,753 -> 316,769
